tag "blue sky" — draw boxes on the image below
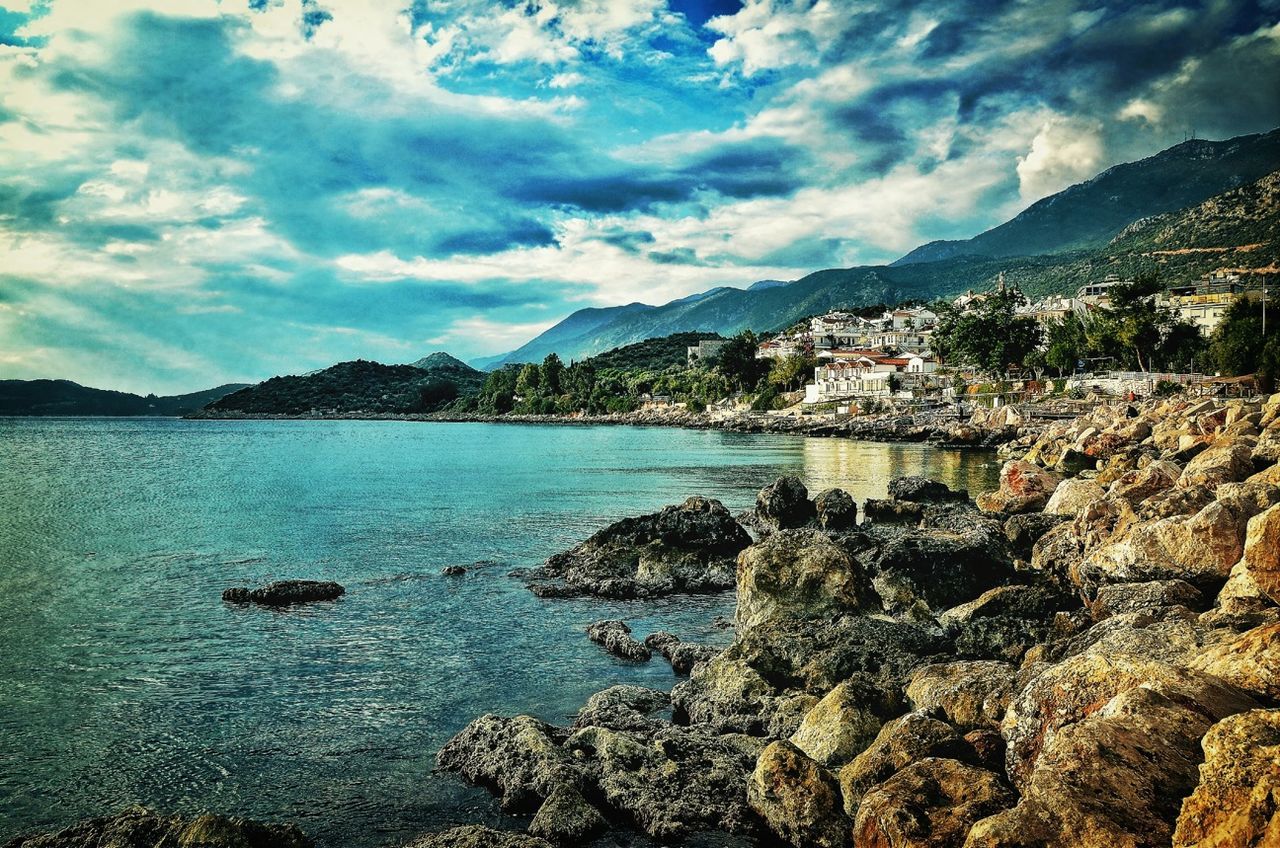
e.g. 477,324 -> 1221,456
1,0 -> 1278,393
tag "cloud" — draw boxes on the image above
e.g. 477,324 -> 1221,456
1016,116 -> 1106,200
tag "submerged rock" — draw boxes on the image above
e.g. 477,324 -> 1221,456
584,620 -> 651,661
221,580 -> 344,606
529,496 -> 750,598
2,806 -> 311,848
442,565 -> 467,576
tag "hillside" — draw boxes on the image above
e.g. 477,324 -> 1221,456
894,128 -> 1280,264
582,332 -> 723,371
0,380 -> 249,416
205,356 -> 485,416
485,129 -> 1280,365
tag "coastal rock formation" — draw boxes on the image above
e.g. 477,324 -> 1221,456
905,661 -> 1018,732
221,580 -> 345,606
852,758 -> 1014,848
401,827 -> 551,848
584,620 -> 651,661
528,496 -> 750,598
436,715 -> 579,812
748,741 -> 850,848
526,786 -> 606,844
1172,709 -> 1280,848
1,807 -> 311,848
870,517 -> 1013,616
976,460 -> 1062,514
836,711 -> 973,814
735,529 -> 873,631
887,476 -> 968,504
788,680 -> 884,767
755,476 -> 817,530
1190,621 -> 1280,700
813,487 -> 857,530
669,642 -> 719,675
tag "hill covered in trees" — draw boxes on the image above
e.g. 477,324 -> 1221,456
0,380 -> 248,416
203,354 -> 486,416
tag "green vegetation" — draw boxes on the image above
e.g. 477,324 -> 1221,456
0,380 -> 249,416
585,331 -> 722,371
931,289 -> 1044,374
1210,296 -> 1280,388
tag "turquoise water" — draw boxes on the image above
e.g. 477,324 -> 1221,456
0,419 -> 999,846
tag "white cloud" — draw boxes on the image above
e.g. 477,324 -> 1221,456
707,0 -> 846,77
428,316 -> 561,354
1016,116 -> 1105,201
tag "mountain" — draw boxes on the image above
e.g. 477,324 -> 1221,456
581,332 -> 723,371
894,128 -> 1280,265
484,128 -> 1280,365
0,380 -> 249,416
204,356 -> 485,416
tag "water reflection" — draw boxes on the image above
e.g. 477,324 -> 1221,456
799,438 -> 1001,502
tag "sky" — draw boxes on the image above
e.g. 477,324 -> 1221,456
1,0 -> 1278,393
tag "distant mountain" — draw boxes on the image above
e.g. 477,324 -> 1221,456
483,128 -> 1280,365
0,380 -> 249,416
206,356 -> 485,416
894,128 -> 1280,265
748,279 -> 791,291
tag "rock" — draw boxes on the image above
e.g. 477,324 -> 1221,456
565,724 -> 762,839
643,630 -> 680,658
1107,459 -> 1181,504
788,680 -> 885,767
863,498 -> 926,524
527,785 -> 606,844
673,616 -> 946,735
1240,504 -> 1280,605
1178,442 -> 1256,489
871,517 -> 1013,617
436,714 -> 579,812
963,729 -> 1006,774
939,584 -> 1076,662
669,642 -> 719,675
1088,579 -> 1204,620
573,685 -> 669,733
853,758 -> 1014,848
967,688 -> 1231,848
976,461 -> 1063,514
756,476 -> 817,530
905,661 -> 1018,732
2,806 -> 312,848
888,476 -> 969,503
442,565 -> 466,576
221,580 -> 345,606
814,488 -> 858,530
1032,607 -> 1227,667
401,827 -> 552,848
748,740 -> 851,848
1003,512 -> 1066,560
1191,621 -> 1280,701
837,712 -> 972,815
735,529 -> 874,631
1043,478 -> 1106,516
531,496 -> 750,598
1172,709 -> 1280,848
585,620 -> 651,661
1203,556 -> 1280,631
1001,653 -> 1258,790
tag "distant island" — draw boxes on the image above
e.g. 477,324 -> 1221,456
0,380 -> 249,417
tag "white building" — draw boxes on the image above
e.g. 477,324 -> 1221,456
887,307 -> 938,330
686,338 -> 727,365
1078,274 -> 1132,307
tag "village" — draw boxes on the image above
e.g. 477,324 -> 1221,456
731,270 -> 1272,416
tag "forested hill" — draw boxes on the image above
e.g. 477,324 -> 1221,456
0,380 -> 249,416
202,355 -> 486,416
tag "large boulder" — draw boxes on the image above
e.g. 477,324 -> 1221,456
735,530 -> 874,631
939,584 -> 1077,662
572,685 -> 669,733
1178,442 -> 1256,489
788,680 -> 885,767
2,807 -> 311,848
966,688 -> 1239,848
1191,621 -> 1280,701
905,661 -> 1019,732
564,724 -> 763,840
814,488 -> 858,530
837,712 -> 972,815
1240,503 -> 1280,605
1108,460 -> 1181,504
1172,709 -> 1280,848
888,476 -> 969,503
529,496 -> 750,598
1003,513 -> 1067,560
976,461 -> 1062,514
870,517 -> 1013,617
1088,579 -> 1204,620
853,758 -> 1014,848
222,580 -> 344,606
527,785 -> 606,845
748,740 -> 851,848
1043,479 -> 1106,517
755,476 -> 817,530
401,827 -> 551,848
436,715 -> 580,812
1001,653 -> 1258,790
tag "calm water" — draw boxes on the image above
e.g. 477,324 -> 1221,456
0,419 -> 999,846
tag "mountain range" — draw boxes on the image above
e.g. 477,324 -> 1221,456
474,128 -> 1280,369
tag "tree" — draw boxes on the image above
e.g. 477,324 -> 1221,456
716,331 -> 770,391
1211,296 -> 1280,380
540,353 -> 564,395
1043,316 -> 1088,376
768,353 -> 815,392
930,290 -> 1042,375
515,363 -> 541,397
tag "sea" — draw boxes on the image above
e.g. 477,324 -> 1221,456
0,419 -> 1000,846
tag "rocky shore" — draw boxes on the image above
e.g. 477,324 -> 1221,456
17,392 -> 1280,848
